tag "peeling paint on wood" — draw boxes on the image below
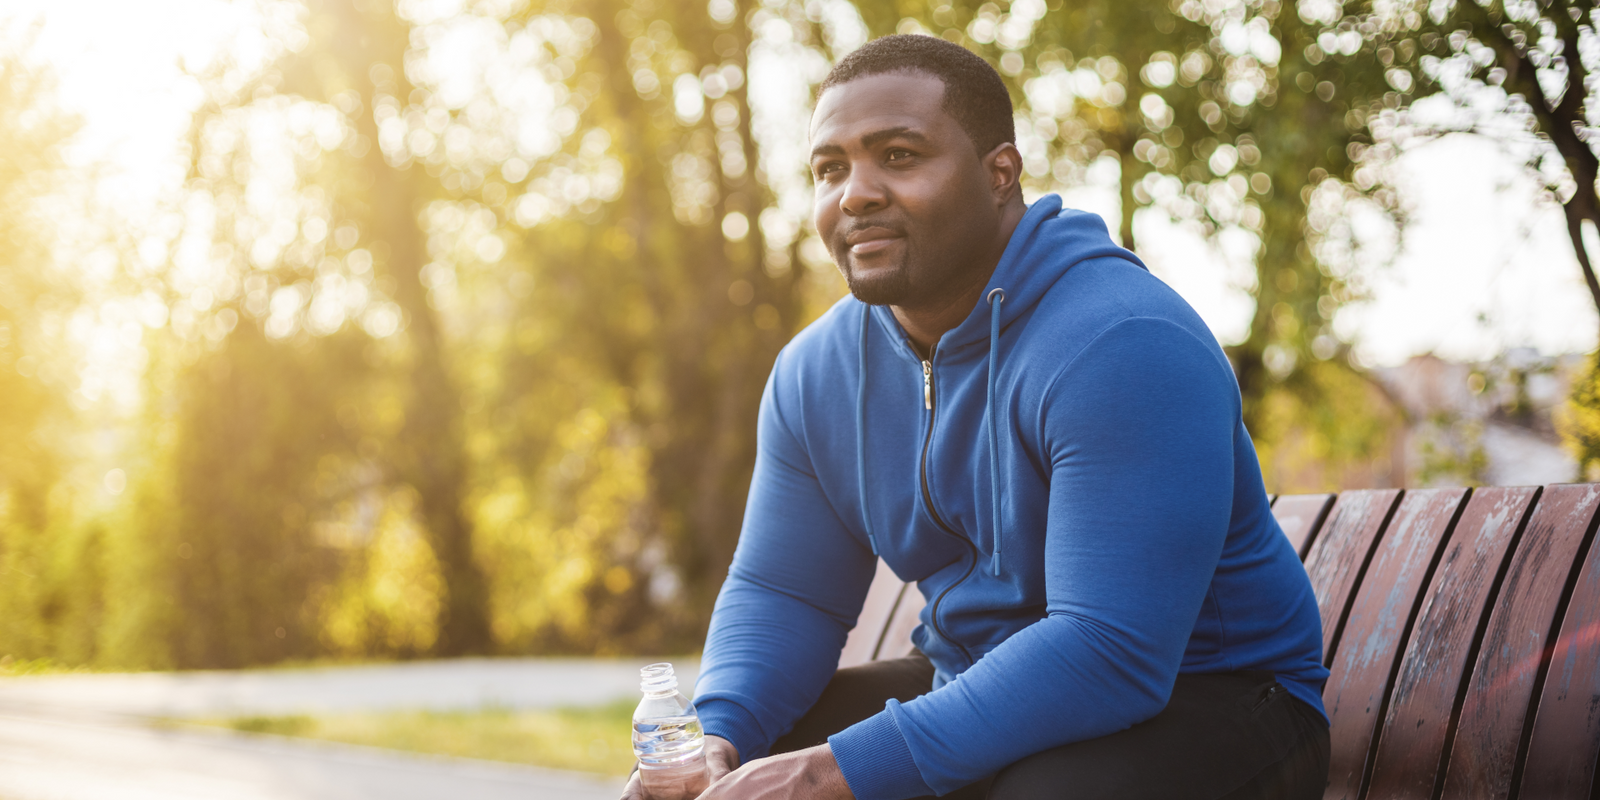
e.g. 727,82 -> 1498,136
838,484 -> 1600,799
1304,489 -> 1405,663
1322,488 -> 1469,800
1517,484 -> 1600,799
1443,484 -> 1600,800
1365,487 -> 1538,800
1274,494 -> 1337,560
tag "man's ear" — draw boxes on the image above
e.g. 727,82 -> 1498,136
982,142 -> 1024,208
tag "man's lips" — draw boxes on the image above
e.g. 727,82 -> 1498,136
845,228 -> 904,255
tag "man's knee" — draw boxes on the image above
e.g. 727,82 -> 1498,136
986,671 -> 1328,800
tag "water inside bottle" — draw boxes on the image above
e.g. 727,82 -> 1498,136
632,713 -> 704,768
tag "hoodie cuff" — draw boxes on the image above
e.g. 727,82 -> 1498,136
828,704 -> 933,800
695,698 -> 766,763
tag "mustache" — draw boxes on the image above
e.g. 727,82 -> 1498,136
834,219 -> 908,247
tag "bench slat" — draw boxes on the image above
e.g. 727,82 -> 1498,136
1273,493 -> 1337,560
1441,483 -> 1600,800
876,583 -> 927,661
1518,484 -> 1600,799
1323,488 -> 1469,800
1304,489 -> 1405,664
1365,487 -> 1539,800
839,559 -> 911,670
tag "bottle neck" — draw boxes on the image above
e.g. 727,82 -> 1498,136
639,662 -> 678,695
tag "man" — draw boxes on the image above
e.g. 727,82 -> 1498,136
623,34 -> 1329,800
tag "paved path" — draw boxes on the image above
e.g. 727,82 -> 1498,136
0,657 -> 699,800
0,709 -> 625,800
0,656 -> 699,718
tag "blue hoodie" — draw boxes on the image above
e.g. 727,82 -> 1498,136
692,195 -> 1328,799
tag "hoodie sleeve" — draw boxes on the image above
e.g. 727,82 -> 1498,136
693,349 -> 879,762
827,317 -> 1239,798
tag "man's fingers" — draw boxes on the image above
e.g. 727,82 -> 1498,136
620,769 -> 645,800
703,735 -> 739,783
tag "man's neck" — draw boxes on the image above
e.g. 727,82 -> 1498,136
891,201 -> 1026,359
891,270 -> 994,360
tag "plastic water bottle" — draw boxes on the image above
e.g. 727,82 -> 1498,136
632,662 -> 705,771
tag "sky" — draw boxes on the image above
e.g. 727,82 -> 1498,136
12,0 -> 1599,369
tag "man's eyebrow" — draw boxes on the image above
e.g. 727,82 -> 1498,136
810,143 -> 845,159
809,127 -> 930,160
861,126 -> 927,149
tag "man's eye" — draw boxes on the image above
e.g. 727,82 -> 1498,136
816,163 -> 844,178
886,149 -> 914,162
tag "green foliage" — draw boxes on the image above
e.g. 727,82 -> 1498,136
1560,351 -> 1600,482
0,37 -> 103,666
2,0 -> 1469,669
227,714 -> 316,736
1251,358 -> 1404,491
1415,412 -> 1489,487
130,328 -> 373,668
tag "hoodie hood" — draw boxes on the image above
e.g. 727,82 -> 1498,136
878,194 -> 1147,353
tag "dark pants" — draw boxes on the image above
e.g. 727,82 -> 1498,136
771,652 -> 1329,799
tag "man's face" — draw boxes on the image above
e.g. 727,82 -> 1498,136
809,71 -> 1002,308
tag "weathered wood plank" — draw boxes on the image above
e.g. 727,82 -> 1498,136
1303,489 -> 1405,663
1273,493 -> 1337,561
1442,483 -> 1600,800
1365,487 -> 1539,800
875,583 -> 927,661
1517,484 -> 1600,799
839,559 -> 909,670
1323,488 -> 1469,800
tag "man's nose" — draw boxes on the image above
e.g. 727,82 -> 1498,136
839,168 -> 887,217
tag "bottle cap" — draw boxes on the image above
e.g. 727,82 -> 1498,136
640,662 -> 678,693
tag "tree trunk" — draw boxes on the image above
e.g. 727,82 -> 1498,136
343,4 -> 491,655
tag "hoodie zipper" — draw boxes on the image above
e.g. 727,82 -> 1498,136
919,353 -> 977,668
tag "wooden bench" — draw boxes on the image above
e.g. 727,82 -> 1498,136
837,483 -> 1600,799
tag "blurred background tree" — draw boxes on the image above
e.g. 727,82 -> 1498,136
1318,0 -> 1600,477
0,36 -> 102,663
2,0 -> 1588,669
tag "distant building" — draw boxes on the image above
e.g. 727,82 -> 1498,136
1372,349 -> 1582,488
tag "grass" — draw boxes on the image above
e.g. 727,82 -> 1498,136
0,653 -> 398,677
197,699 -> 639,776
0,656 -> 107,677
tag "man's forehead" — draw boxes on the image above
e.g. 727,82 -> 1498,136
809,70 -> 952,143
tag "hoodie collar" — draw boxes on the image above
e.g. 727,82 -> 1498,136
864,194 -> 1145,354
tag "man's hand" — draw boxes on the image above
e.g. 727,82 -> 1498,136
696,743 -> 853,800
620,735 -> 740,800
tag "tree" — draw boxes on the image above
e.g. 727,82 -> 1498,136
144,0 -> 845,657
0,34 -> 97,663
478,0 -> 835,647
1328,0 -> 1600,478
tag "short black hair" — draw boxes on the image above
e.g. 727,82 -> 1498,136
819,34 -> 1015,156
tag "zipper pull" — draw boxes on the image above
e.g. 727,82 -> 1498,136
922,360 -> 933,410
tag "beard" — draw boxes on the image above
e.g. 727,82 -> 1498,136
837,248 -> 914,306
829,218 -> 923,306
831,230 -> 970,309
